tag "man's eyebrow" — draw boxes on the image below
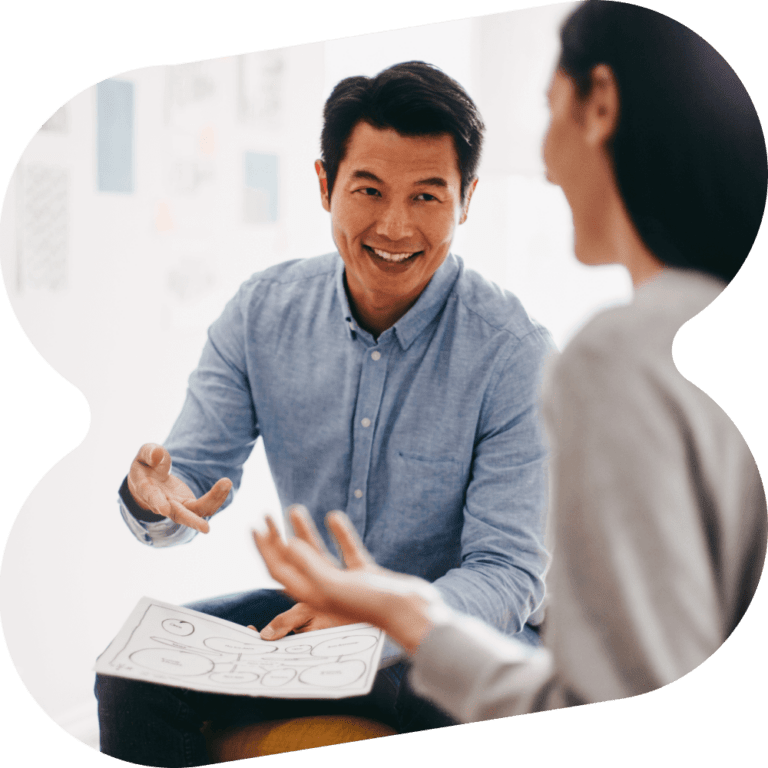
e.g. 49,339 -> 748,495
351,170 -> 383,183
349,170 -> 449,189
414,177 -> 448,188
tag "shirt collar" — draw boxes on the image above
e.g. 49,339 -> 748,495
335,253 -> 461,350
335,257 -> 360,341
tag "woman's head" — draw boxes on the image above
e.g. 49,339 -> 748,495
554,0 -> 766,283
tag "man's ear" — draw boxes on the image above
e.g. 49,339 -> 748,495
315,160 -> 331,212
459,177 -> 478,224
584,64 -> 619,148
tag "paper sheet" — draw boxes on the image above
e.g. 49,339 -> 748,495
95,597 -> 385,699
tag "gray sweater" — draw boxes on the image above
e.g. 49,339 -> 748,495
409,268 -> 767,720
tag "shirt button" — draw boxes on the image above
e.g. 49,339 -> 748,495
371,350 -> 381,361
354,489 -> 363,499
361,417 -> 371,428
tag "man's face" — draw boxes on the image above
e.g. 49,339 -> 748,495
316,121 -> 474,326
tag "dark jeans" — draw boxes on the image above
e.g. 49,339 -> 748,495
95,589 -> 459,767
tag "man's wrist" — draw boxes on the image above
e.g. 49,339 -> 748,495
119,476 -> 165,522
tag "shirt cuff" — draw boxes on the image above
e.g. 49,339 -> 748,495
378,637 -> 405,669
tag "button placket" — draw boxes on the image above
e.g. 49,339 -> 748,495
346,340 -> 389,533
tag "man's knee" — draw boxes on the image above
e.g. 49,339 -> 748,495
95,672 -> 159,713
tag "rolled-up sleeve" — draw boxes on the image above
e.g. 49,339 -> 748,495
118,282 -> 259,548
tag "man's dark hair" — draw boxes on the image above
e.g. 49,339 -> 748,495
559,0 -> 767,283
320,61 -> 485,203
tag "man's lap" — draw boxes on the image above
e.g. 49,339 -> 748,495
184,589 -> 465,733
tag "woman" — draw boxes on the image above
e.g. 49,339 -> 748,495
254,0 -> 767,722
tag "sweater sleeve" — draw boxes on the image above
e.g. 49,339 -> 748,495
408,606 -> 561,722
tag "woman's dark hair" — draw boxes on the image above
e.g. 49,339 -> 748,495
559,0 -> 767,283
320,61 -> 485,203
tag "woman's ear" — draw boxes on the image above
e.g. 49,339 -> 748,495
585,64 -> 620,147
315,159 -> 331,212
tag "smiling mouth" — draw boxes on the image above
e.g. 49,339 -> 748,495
363,245 -> 423,264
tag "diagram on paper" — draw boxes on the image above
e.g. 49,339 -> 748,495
95,597 -> 385,699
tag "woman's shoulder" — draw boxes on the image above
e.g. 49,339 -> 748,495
559,268 -> 724,375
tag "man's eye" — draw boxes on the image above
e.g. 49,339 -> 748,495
359,187 -> 380,196
416,193 -> 437,202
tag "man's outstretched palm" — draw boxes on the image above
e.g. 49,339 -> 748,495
127,443 -> 232,534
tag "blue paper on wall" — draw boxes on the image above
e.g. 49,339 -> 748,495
97,79 -> 134,194
244,152 -> 278,223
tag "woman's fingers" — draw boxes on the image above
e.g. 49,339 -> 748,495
326,510 -> 375,569
288,505 -> 341,564
288,506 -> 323,550
252,524 -> 335,607
264,515 -> 282,539
253,531 -> 298,594
252,518 -> 288,580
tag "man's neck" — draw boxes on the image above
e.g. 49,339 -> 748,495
344,278 -> 423,337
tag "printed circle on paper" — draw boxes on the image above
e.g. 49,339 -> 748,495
310,635 -> 377,657
162,619 -> 194,636
204,637 -> 276,654
261,668 -> 297,687
130,649 -> 214,676
299,660 -> 366,687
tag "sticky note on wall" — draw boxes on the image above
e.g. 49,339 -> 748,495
244,152 -> 278,223
97,79 -> 134,194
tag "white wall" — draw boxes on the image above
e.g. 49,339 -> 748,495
4,1 -> 763,762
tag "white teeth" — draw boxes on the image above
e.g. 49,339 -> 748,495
371,248 -> 416,263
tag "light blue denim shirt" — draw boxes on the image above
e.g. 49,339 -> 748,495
119,252 -> 554,635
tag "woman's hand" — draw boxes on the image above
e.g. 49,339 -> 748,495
252,506 -> 441,653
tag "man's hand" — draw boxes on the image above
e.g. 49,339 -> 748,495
253,505 -> 442,653
127,443 -> 232,534
257,602 -> 350,640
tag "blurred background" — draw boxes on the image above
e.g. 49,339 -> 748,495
2,0 -> 743,753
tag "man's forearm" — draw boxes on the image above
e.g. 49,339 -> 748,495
431,556 -> 546,635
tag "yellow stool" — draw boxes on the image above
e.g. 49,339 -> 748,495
204,715 -> 397,762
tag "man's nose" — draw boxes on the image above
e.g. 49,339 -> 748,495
375,199 -> 415,242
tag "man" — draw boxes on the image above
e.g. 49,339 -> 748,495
97,61 -> 553,764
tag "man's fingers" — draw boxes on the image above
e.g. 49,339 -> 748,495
141,485 -> 211,533
137,443 -> 172,478
168,499 -> 210,533
326,511 -> 375,568
259,603 -> 314,640
186,478 -> 233,517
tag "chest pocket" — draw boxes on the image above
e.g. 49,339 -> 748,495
366,450 -> 469,577
393,450 -> 467,527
